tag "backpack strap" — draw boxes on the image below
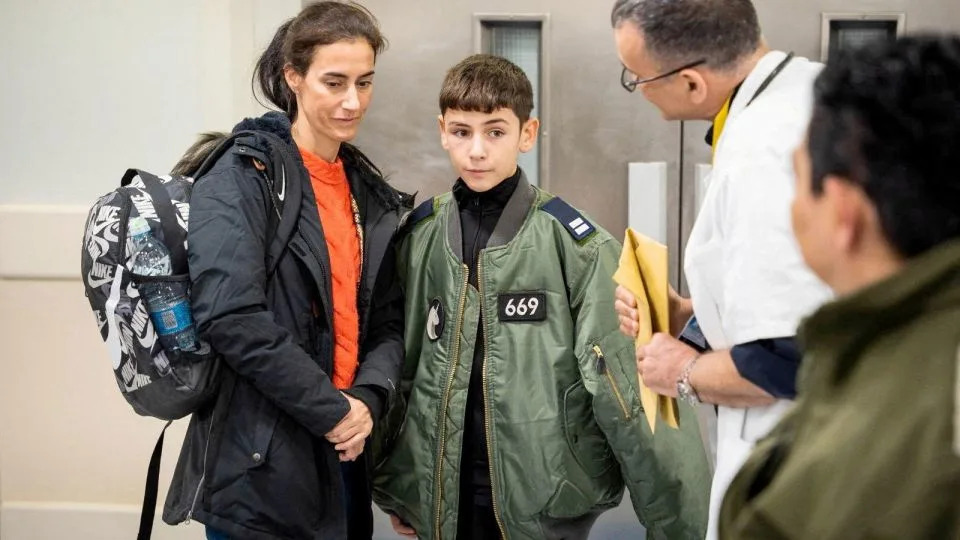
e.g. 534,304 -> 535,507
192,131 -> 300,279
232,131 -> 302,278
136,420 -> 172,540
122,170 -> 189,273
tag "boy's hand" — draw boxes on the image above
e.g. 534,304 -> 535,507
335,435 -> 365,462
614,285 -> 640,337
617,284 -> 694,338
389,514 -> 417,537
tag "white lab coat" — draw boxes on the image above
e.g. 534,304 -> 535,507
683,51 -> 834,540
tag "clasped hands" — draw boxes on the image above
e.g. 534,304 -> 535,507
324,393 -> 372,462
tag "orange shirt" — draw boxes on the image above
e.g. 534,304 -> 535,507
299,148 -> 361,390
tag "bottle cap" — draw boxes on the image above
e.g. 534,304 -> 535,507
129,216 -> 151,237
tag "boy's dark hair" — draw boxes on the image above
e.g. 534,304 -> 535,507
808,34 -> 960,258
610,0 -> 761,71
171,132 -> 229,177
439,54 -> 534,124
254,1 -> 387,121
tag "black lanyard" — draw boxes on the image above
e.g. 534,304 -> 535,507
705,52 -> 796,148
745,51 -> 795,108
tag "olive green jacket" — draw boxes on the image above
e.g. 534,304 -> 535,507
373,173 -> 710,540
720,239 -> 960,539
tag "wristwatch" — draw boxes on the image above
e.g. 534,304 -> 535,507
676,355 -> 702,406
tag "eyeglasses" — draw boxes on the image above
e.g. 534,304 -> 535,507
620,59 -> 707,92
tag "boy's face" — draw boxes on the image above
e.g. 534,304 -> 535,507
439,107 -> 539,192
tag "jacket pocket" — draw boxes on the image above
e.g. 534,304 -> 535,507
207,383 -> 281,495
562,379 -> 616,479
592,332 -> 643,423
296,311 -> 315,353
593,343 -> 632,421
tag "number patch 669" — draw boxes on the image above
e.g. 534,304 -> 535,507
497,292 -> 547,322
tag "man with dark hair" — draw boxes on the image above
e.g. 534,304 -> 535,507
610,1 -> 833,538
720,34 -> 960,539
374,54 -> 711,540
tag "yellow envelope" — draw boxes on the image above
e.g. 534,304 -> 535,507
612,228 -> 680,432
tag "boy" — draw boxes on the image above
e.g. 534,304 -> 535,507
373,54 -> 710,539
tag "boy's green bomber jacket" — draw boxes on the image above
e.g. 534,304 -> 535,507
372,173 -> 711,540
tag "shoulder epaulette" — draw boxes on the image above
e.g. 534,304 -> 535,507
399,197 -> 436,234
539,196 -> 597,242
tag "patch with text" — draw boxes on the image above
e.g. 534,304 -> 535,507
497,292 -> 547,322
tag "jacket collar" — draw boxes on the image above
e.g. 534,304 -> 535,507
232,111 -> 295,144
445,169 -> 535,262
799,238 -> 960,385
340,143 -> 409,213
452,168 -> 521,213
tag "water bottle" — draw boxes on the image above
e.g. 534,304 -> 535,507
128,216 -> 197,352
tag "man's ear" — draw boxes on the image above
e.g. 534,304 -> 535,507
519,117 -> 540,153
679,69 -> 708,107
438,115 -> 449,150
824,175 -> 867,254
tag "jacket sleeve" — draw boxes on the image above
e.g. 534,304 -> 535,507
348,238 -> 405,422
368,232 -> 415,471
188,163 -> 349,438
569,234 -> 712,540
730,337 -> 802,399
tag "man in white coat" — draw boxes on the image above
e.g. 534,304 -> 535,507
610,1 -> 833,538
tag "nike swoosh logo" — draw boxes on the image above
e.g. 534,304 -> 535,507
87,274 -> 115,289
90,215 -> 117,238
86,234 -> 110,259
277,164 -> 286,202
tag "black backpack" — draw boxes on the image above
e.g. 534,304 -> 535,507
80,130 -> 299,539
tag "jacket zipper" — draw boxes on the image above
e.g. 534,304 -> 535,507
254,167 -> 283,222
352,195 -> 368,347
477,256 -> 508,539
433,264 -> 469,539
594,344 -> 631,420
185,413 -> 216,523
470,200 -> 484,265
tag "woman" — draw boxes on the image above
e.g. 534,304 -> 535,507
162,3 -> 410,539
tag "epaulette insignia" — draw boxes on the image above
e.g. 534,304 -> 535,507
399,197 -> 436,233
539,197 -> 596,241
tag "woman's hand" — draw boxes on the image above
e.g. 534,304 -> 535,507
325,394 -> 373,461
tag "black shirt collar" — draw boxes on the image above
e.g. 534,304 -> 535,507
452,168 -> 522,213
